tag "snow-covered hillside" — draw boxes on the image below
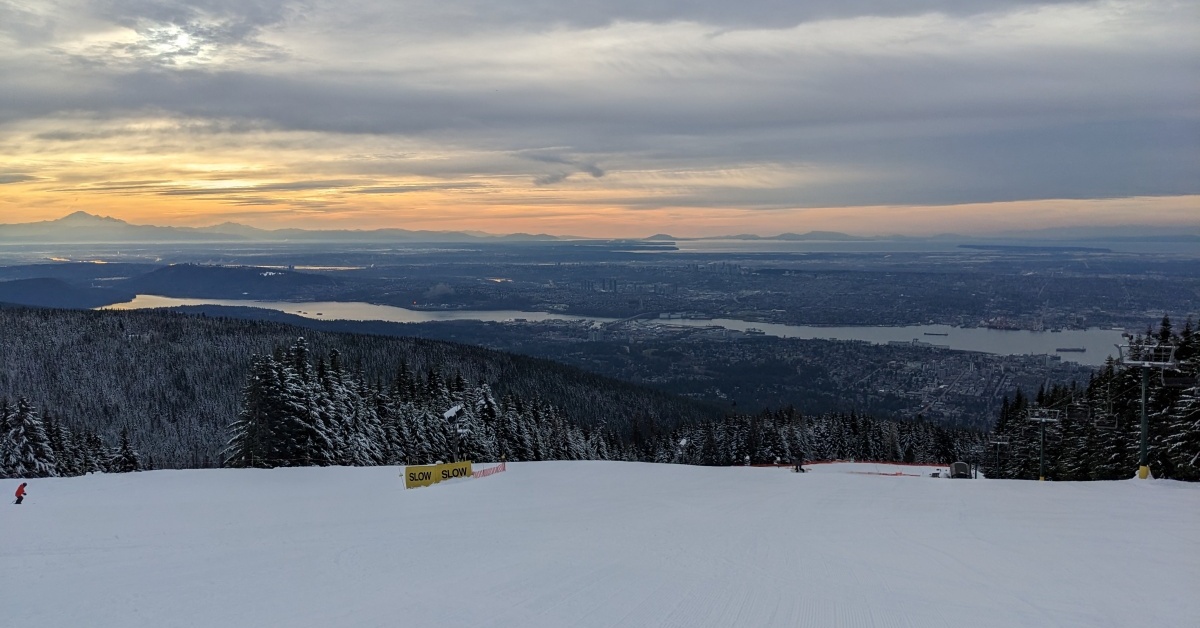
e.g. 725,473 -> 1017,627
5,462 -> 1198,627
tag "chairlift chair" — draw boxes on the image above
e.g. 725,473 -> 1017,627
1065,403 -> 1091,422
1092,380 -> 1119,430
1063,400 -> 1116,429
1115,342 -> 1177,369
1026,408 -> 1061,423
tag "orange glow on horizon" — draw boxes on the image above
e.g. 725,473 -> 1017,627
1,117 -> 1196,238
2,182 -> 1198,239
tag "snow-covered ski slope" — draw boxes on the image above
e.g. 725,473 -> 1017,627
5,462 -> 1198,628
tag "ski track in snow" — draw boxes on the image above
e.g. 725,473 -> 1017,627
4,461 -> 1199,628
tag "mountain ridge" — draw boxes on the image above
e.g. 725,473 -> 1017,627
3,212 -> 1197,244
0,212 -> 566,244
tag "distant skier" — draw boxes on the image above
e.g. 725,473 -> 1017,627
13,482 -> 27,505
793,453 -> 806,473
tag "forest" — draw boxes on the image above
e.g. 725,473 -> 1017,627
0,305 -> 716,468
2,396 -> 142,478
983,317 -> 1200,481
0,306 -> 980,477
2,306 -> 1197,481
219,336 -> 986,469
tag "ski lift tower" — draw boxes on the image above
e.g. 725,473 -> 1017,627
988,437 -> 1010,477
1027,408 -> 1060,481
1115,341 -> 1177,479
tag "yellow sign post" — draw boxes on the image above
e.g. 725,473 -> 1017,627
404,461 -> 473,489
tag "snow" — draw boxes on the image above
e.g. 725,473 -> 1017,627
5,462 -> 1198,628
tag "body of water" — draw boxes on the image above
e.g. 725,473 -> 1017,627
105,295 -> 613,324
652,319 -> 1123,366
106,295 -> 1124,366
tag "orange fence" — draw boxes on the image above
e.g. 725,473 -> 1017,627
472,461 -> 506,479
846,470 -> 922,477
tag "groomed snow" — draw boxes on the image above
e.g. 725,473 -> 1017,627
5,462 -> 1198,627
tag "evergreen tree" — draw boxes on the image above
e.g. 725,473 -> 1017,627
85,431 -> 112,473
314,356 -> 346,465
502,399 -> 534,461
55,420 -> 81,477
699,423 -> 720,466
1163,384 -> 1200,481
222,355 -> 277,468
425,407 -> 453,462
269,348 -> 333,467
456,386 -> 497,462
110,428 -> 142,473
0,399 -> 12,476
344,371 -> 387,466
3,398 -> 58,478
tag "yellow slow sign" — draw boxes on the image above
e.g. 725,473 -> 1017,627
404,461 -> 473,489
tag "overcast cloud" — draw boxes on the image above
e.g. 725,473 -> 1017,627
0,0 -> 1196,234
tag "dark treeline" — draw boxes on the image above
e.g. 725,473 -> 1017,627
0,306 -> 718,468
633,409 -> 985,467
984,317 -> 1200,481
1,396 -> 142,479
0,305 -> 998,473
225,337 -> 985,469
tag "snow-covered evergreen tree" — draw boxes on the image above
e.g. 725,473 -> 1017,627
0,399 -> 11,476
1163,384 -> 1200,481
270,346 -> 334,467
456,386 -> 497,462
86,432 -> 113,472
223,355 -> 277,468
110,428 -> 142,473
500,399 -> 534,461
313,357 -> 345,465
2,397 -> 57,478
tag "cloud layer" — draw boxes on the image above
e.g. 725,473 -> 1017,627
0,0 -> 1197,235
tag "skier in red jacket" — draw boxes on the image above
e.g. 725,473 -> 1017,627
14,482 -> 27,505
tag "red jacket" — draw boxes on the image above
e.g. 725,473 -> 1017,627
14,485 -> 25,498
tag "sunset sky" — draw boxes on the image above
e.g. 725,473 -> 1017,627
1,0 -> 1197,237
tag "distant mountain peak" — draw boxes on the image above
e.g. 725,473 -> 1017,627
681,230 -> 868,241
59,210 -> 117,222
0,212 -> 554,244
772,231 -> 863,241
58,210 -> 125,224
